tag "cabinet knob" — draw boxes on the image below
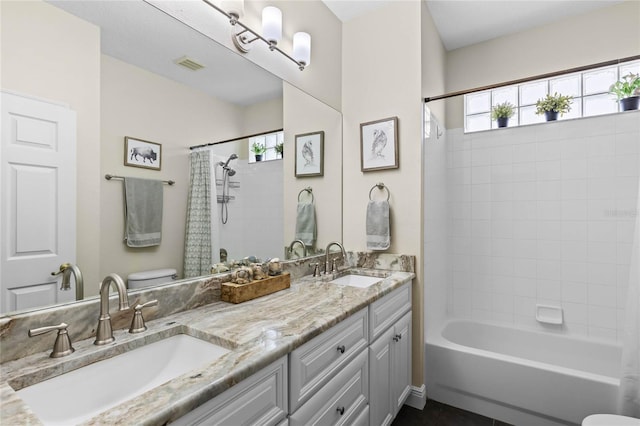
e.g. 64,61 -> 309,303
336,406 -> 345,415
395,334 -> 402,341
336,345 -> 346,354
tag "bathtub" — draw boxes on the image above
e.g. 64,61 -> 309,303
426,320 -> 622,426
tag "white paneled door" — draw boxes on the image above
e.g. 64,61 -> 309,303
1,92 -> 77,314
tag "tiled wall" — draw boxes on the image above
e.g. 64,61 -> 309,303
446,111 -> 639,343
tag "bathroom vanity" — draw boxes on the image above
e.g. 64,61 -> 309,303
0,255 -> 414,425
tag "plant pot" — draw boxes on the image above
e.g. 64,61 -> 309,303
544,111 -> 559,121
620,96 -> 640,111
255,154 -> 262,162
496,117 -> 509,128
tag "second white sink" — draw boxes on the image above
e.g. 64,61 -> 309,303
329,274 -> 383,288
16,333 -> 230,425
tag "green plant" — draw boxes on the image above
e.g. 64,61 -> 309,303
274,142 -> 284,155
610,73 -> 640,100
491,102 -> 515,120
535,92 -> 573,116
250,142 -> 266,155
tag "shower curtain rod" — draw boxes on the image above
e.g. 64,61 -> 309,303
189,128 -> 284,150
424,54 -> 640,103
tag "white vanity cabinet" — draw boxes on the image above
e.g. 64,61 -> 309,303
289,307 -> 369,413
368,283 -> 412,426
172,356 -> 288,426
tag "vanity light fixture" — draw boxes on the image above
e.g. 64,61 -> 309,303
203,0 -> 311,71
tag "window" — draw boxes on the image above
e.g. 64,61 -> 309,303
464,60 -> 640,133
248,130 -> 284,163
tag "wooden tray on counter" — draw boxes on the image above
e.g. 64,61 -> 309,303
221,272 -> 291,304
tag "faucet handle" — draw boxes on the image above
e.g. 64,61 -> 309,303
50,263 -> 72,276
310,263 -> 320,277
28,322 -> 75,358
129,299 -> 158,334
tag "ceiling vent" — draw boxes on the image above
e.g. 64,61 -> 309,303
174,56 -> 205,71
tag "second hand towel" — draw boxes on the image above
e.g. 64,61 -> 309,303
366,200 -> 390,250
295,202 -> 316,247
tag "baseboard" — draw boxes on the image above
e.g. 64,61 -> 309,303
404,384 -> 427,410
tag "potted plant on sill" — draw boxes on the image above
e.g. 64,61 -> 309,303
275,142 -> 284,159
610,73 -> 640,111
535,92 -> 572,121
251,142 -> 266,161
491,101 -> 515,128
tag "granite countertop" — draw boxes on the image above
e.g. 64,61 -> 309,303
0,268 -> 414,425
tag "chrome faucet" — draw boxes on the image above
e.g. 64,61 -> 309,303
324,241 -> 346,274
288,239 -> 307,259
94,273 -> 130,345
52,263 -> 84,300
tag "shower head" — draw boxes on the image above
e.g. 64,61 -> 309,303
223,153 -> 238,168
227,168 -> 236,176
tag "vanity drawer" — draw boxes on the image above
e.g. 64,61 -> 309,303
173,356 -> 287,426
289,349 -> 369,426
369,282 -> 411,341
289,307 -> 368,412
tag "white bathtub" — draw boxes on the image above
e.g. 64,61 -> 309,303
426,319 -> 622,426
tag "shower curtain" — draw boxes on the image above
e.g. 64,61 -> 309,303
618,189 -> 640,417
183,150 -> 212,278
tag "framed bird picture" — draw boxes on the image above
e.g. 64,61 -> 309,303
360,116 -> 399,172
295,131 -> 324,177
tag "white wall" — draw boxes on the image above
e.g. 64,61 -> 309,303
1,0 -> 102,290
100,54 -> 246,285
342,0 -> 424,386
446,111 -> 639,342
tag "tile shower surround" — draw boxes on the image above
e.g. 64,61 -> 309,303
446,110 -> 639,343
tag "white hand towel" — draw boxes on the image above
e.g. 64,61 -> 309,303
124,177 -> 163,247
366,200 -> 390,250
295,202 -> 316,246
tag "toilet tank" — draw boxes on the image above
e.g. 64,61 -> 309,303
127,268 -> 177,289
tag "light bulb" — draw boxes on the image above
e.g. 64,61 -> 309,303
293,32 -> 311,68
262,6 -> 282,46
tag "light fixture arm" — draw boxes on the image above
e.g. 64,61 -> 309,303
202,0 -> 308,71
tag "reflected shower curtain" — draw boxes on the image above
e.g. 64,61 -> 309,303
183,150 -> 212,278
619,191 -> 640,417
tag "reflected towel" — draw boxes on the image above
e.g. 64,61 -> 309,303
295,202 -> 316,246
366,200 -> 390,251
124,177 -> 163,247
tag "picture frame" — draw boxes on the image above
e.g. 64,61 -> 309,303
360,116 -> 399,172
295,131 -> 324,177
124,136 -> 162,171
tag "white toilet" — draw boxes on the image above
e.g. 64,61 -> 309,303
582,414 -> 640,426
127,268 -> 177,289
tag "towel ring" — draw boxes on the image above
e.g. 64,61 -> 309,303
369,183 -> 390,201
298,187 -> 314,203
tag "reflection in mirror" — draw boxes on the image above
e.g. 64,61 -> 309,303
0,0 -> 342,316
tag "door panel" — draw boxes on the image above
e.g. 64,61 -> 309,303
1,92 -> 77,313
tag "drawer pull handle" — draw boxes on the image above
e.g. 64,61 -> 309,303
336,406 -> 345,415
336,345 -> 346,354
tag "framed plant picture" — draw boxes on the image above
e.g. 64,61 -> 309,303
295,131 -> 324,177
360,116 -> 399,172
124,136 -> 162,171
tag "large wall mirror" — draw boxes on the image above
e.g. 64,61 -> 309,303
0,0 -> 342,316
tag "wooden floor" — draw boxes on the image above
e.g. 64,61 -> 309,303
391,400 -> 514,426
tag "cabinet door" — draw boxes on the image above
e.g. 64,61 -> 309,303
369,327 -> 394,426
172,356 -> 287,426
391,311 -> 412,415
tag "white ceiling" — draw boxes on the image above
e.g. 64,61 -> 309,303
322,0 -> 625,51
48,0 -> 283,106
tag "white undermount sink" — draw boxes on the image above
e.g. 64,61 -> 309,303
329,274 -> 384,288
16,334 -> 230,426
